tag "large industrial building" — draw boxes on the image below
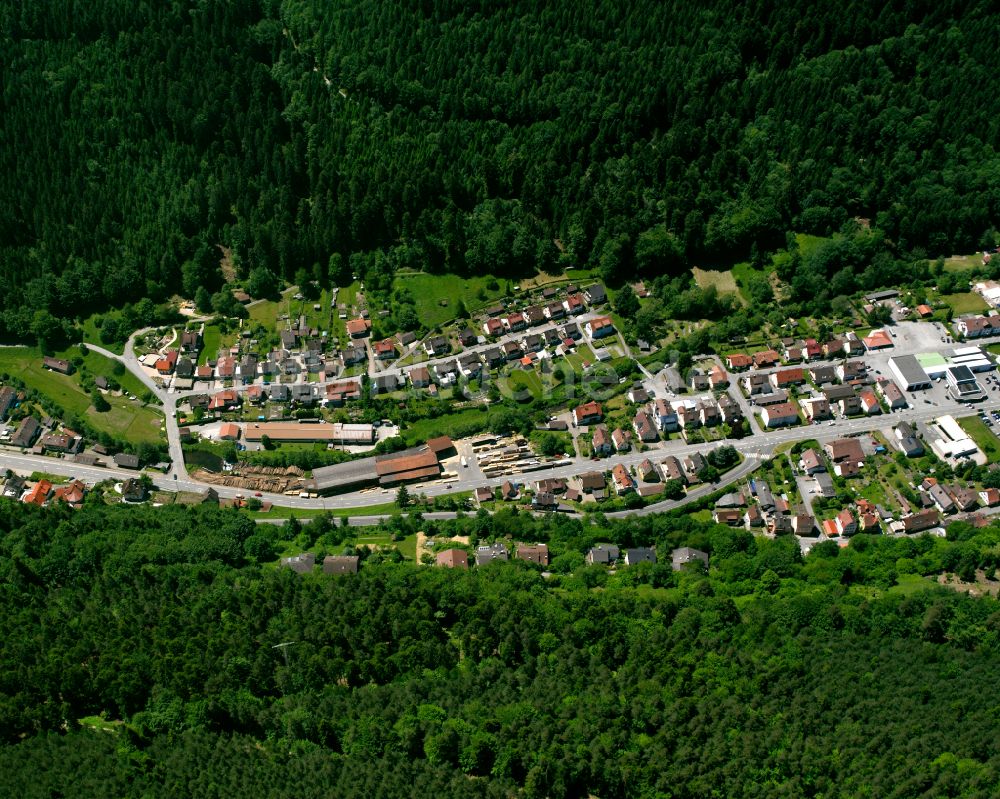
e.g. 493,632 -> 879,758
310,437 -> 454,494
888,355 -> 932,391
889,347 -> 994,393
927,415 -> 980,462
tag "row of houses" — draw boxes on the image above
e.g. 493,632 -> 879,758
437,542 -> 709,572
954,313 -> 1000,339
725,331 -> 885,373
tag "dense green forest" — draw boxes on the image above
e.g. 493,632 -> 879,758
3,500 -> 1000,796
3,1 -> 1000,340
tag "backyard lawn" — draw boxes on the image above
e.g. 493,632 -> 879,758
940,292 -> 988,315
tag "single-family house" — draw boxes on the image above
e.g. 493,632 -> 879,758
770,368 -> 805,388
373,338 -> 396,360
346,318 -> 372,338
585,316 -> 615,339
324,555 -> 360,575
752,350 -> 780,368
586,544 -> 620,565
10,416 -> 40,448
876,379 -> 906,409
611,428 -> 632,452
584,284 -> 607,305
483,318 -> 504,337
761,402 -> 800,428
672,547 -> 708,571
573,401 -> 603,426
436,549 -> 469,569
726,353 -> 753,371
475,543 -> 508,565
592,427 -> 613,456
799,448 -> 826,475
835,508 -> 857,536
633,411 -> 658,442
624,547 -> 656,565
409,366 -> 432,388
516,543 -> 549,566
858,387 -> 881,415
653,398 -> 678,431
612,464 -> 635,494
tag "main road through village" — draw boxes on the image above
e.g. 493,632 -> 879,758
2,318 -> 997,524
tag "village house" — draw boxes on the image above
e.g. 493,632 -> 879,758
633,411 -> 659,443
672,547 -> 708,571
436,549 -> 469,570
752,350 -> 780,368
585,316 -> 616,339
799,396 -> 832,422
611,428 -> 632,452
591,426 -> 613,456
761,402 -> 800,428
373,338 -> 396,360
770,368 -> 805,389
725,353 -> 753,371
515,543 -> 549,566
876,379 -> 906,409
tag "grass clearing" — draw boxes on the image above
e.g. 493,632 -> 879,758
691,266 -> 742,301
79,314 -> 126,355
401,407 -> 488,445
940,292 -> 988,315
958,416 -> 1000,462
941,254 -> 981,273
888,573 -> 937,596
393,272 -> 505,329
0,347 -> 164,445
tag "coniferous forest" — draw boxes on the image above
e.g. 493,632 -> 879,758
3,501 -> 1000,796
3,1 -> 1000,339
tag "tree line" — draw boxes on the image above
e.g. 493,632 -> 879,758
3,1 -> 1000,342
2,499 -> 1000,795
